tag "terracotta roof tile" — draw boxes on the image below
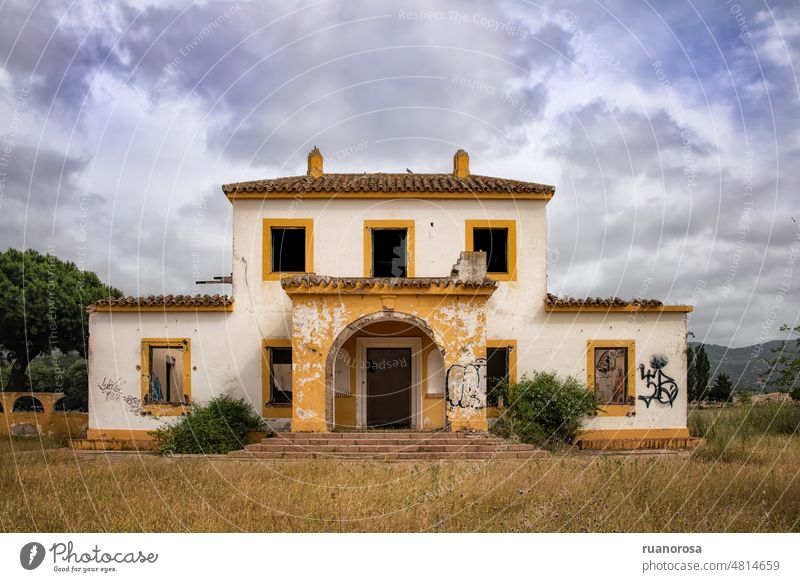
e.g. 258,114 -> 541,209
90,294 -> 233,311
222,173 -> 554,196
545,293 -> 664,308
281,275 -> 497,290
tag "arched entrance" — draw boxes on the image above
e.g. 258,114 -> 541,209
324,311 -> 446,430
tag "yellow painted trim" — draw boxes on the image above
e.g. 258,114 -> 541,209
141,404 -> 191,416
227,191 -> 554,202
586,339 -> 635,416
486,339 -> 517,384
546,304 -> 693,313
363,219 -> 416,277
140,338 -> 192,403
262,218 -> 314,281
86,428 -> 156,441
92,304 -> 233,313
486,339 -> 517,410
283,282 -> 496,296
262,339 -> 293,414
465,219 -> 517,281
578,428 -> 690,441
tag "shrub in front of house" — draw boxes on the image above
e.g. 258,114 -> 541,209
490,371 -> 598,447
152,395 -> 264,455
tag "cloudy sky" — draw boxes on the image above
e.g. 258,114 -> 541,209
1,0 -> 798,347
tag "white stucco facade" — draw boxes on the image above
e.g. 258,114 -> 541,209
86,149 -> 691,444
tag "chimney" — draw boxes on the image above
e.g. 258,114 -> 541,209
307,146 -> 323,178
453,149 -> 469,179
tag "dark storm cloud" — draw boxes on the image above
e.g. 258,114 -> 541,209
0,0 -> 798,346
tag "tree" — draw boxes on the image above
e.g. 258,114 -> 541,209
0,248 -> 121,390
687,344 -> 698,401
694,344 -> 711,400
709,373 -> 733,403
762,324 -> 800,395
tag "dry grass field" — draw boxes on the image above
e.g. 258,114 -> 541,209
2,404 -> 799,533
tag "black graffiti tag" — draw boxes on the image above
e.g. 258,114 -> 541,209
637,355 -> 678,408
446,358 -> 486,410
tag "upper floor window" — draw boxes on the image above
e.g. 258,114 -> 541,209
465,220 -> 517,281
364,220 -> 415,277
262,219 -> 314,280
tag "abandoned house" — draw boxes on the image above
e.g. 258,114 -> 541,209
83,148 -> 693,450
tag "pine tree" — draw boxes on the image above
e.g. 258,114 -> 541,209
694,344 -> 711,400
687,344 -> 698,401
709,373 -> 733,403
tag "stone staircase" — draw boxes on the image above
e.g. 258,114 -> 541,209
228,431 -> 548,461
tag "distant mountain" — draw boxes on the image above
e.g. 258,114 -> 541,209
690,340 -> 799,392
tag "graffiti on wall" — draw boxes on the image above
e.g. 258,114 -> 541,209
98,378 -> 142,415
637,355 -> 678,408
446,358 -> 486,410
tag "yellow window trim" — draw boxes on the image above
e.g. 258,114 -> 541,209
140,338 -> 192,414
262,218 -> 314,281
363,219 -> 415,277
586,339 -> 636,417
486,339 -> 517,409
262,339 -> 293,412
465,219 -> 517,281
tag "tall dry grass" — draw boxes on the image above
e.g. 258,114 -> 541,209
1,407 -> 799,533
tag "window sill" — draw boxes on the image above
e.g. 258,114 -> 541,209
141,404 -> 192,417
597,404 -> 635,417
265,402 -> 292,408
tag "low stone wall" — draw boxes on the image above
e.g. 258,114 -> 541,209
0,392 -> 87,439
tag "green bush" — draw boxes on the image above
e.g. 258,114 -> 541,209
152,395 -> 264,455
490,371 -> 598,447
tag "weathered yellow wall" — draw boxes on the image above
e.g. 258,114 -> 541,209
0,392 -> 87,439
332,321 -> 446,429
289,292 -> 489,432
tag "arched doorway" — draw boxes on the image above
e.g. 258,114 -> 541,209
324,311 -> 446,430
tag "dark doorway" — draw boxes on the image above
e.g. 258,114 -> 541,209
366,347 -> 412,428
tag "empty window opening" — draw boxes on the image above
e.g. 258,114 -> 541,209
12,396 -> 44,412
472,228 -> 508,273
269,346 -> 293,405
486,347 -> 510,407
594,347 -> 629,405
147,346 -> 187,404
371,229 -> 407,277
271,227 -> 306,273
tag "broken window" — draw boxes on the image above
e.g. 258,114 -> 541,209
472,228 -> 508,273
594,347 -> 629,405
268,346 -> 293,405
371,228 -> 407,277
486,347 -> 510,407
271,227 -> 306,273
147,345 -> 188,404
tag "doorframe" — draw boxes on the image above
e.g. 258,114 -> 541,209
356,337 -> 422,429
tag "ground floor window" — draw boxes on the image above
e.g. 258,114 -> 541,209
141,338 -> 191,405
266,343 -> 293,406
587,340 -> 635,407
486,340 -> 517,407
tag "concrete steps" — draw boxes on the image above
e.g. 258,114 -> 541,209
227,431 -> 548,461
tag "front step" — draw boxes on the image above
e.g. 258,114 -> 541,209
227,431 -> 548,461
